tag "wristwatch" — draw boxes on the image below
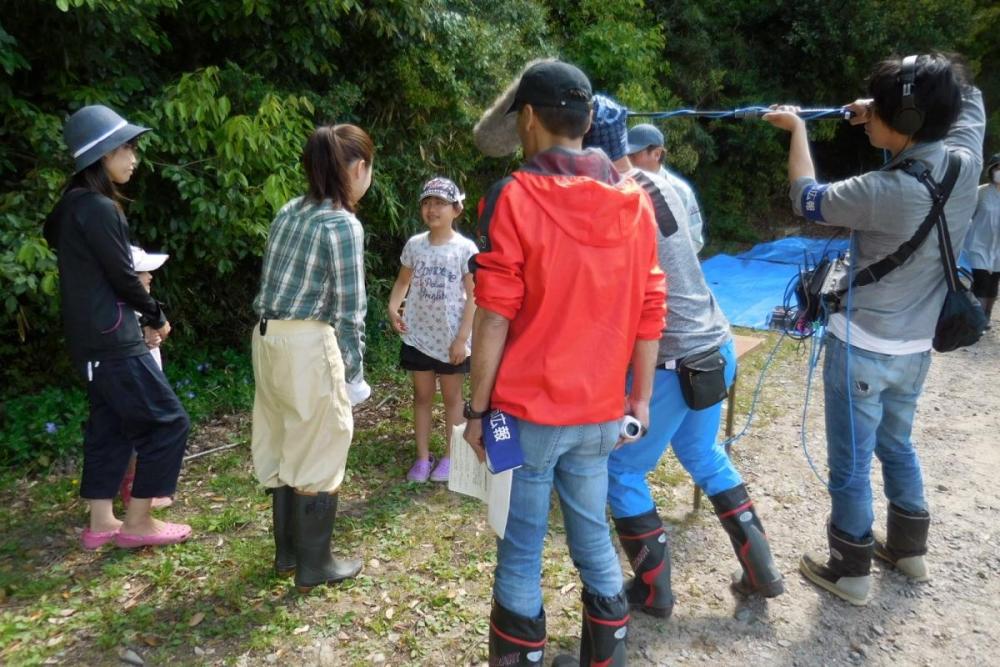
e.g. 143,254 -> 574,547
463,400 -> 489,419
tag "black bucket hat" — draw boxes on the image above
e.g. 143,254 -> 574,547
64,105 -> 151,173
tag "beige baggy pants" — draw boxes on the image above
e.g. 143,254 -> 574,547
251,319 -> 353,493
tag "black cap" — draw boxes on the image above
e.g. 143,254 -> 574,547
989,153 -> 1000,173
507,60 -> 592,114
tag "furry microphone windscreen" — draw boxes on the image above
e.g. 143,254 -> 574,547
472,58 -> 556,157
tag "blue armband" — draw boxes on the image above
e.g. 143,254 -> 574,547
801,183 -> 830,222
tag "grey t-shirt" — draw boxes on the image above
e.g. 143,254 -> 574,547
629,168 -> 730,363
789,87 -> 986,343
658,166 -> 705,253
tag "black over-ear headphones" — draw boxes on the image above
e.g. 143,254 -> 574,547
892,55 -> 924,136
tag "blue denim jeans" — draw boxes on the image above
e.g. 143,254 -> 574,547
493,418 -> 623,619
823,334 -> 932,540
607,339 -> 740,518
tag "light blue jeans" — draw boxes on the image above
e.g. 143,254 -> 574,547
493,418 -> 623,619
823,334 -> 932,540
607,339 -> 740,518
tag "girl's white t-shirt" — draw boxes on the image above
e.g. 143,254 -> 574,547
400,231 -> 478,364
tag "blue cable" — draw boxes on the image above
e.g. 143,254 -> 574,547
718,331 -> 786,450
799,232 -> 858,491
628,107 -> 855,122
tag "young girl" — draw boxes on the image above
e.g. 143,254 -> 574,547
43,105 -> 192,549
118,245 -> 174,510
387,177 -> 477,483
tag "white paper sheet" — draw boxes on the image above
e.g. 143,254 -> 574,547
447,424 -> 512,538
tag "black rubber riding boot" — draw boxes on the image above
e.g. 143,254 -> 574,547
709,484 -> 784,598
488,599 -> 545,666
613,509 -> 674,618
270,486 -> 296,577
874,504 -> 930,581
553,590 -> 630,667
292,491 -> 362,593
800,522 -> 874,606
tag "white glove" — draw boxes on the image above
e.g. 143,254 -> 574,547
346,379 -> 372,406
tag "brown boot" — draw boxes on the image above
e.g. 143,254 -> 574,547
800,522 -> 873,606
874,504 -> 930,582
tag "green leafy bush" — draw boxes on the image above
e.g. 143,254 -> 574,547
1,0 -> 998,466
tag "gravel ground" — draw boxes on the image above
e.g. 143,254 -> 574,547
632,329 -> 1000,667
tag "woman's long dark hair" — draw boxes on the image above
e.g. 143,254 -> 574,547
65,156 -> 124,210
302,124 -> 374,212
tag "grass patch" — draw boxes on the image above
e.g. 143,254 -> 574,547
0,334 -> 802,664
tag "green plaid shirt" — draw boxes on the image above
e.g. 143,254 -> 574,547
253,197 -> 366,382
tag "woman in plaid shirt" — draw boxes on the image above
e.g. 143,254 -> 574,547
251,124 -> 373,593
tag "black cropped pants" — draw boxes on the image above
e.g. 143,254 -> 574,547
80,353 -> 190,499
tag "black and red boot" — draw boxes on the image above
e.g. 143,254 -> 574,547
613,509 -> 674,618
553,590 -> 630,667
488,599 -> 545,666
709,484 -> 784,598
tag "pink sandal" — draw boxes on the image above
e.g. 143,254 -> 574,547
81,527 -> 119,550
114,522 -> 192,549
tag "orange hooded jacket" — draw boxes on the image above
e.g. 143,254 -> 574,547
472,147 -> 666,426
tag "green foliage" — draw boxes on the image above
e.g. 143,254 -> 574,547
0,0 -> 998,407
651,0 -> 998,233
0,343 -> 254,469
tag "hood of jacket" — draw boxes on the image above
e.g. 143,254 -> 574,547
512,147 -> 648,247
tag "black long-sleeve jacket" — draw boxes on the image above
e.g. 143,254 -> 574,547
43,189 -> 166,367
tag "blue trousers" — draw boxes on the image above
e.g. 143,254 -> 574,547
494,418 -> 623,619
80,353 -> 190,499
608,339 -> 740,519
823,334 -> 931,540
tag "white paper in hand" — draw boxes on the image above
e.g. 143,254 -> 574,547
447,424 -> 512,539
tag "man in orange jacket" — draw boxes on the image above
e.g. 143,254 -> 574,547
463,60 -> 665,667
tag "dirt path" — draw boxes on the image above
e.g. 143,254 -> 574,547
633,329 -> 1000,666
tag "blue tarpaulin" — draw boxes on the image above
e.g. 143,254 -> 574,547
702,236 -> 849,329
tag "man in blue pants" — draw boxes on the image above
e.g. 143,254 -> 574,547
584,96 -> 784,618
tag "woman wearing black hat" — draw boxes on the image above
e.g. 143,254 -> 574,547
44,105 -> 192,550
964,153 -> 1000,323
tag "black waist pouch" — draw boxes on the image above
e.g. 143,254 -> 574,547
678,346 -> 728,410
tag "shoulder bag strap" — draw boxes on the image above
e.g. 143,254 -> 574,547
851,152 -> 961,287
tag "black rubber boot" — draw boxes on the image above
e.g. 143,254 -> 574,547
292,491 -> 362,593
874,503 -> 930,582
709,484 -> 784,598
488,599 -> 545,666
553,590 -> 630,667
800,522 -> 874,606
979,297 -> 994,328
613,509 -> 674,618
270,486 -> 295,577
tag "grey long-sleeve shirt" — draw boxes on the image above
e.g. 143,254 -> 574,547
789,87 -> 986,343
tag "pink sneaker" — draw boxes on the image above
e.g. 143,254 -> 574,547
406,457 -> 434,482
81,527 -> 119,550
114,522 -> 192,549
429,457 -> 451,482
